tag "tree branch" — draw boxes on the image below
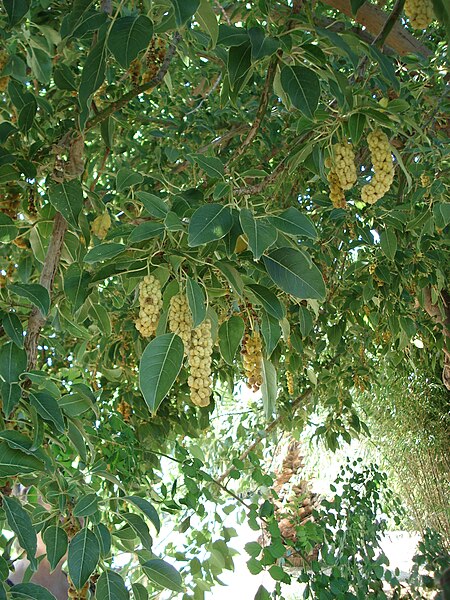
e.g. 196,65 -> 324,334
217,389 -> 312,484
85,32 -> 182,131
372,0 -> 406,48
24,212 -> 67,370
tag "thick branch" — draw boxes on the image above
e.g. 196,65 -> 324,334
217,389 -> 312,484
420,287 -> 450,390
85,32 -> 182,131
319,0 -> 432,57
372,0 -> 406,48
24,212 -> 67,370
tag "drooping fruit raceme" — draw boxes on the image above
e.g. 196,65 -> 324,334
361,129 -> 394,205
405,0 -> 434,29
168,293 -> 193,353
188,319 -> 213,407
325,142 -> 357,208
241,332 -> 263,392
135,274 -> 162,338
286,371 -> 294,396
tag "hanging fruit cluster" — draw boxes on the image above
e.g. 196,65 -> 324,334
404,0 -> 435,29
169,292 -> 213,407
241,332 -> 263,392
286,371 -> 295,396
0,49 -> 9,92
325,142 -> 357,208
141,38 -> 166,90
361,129 -> 395,204
188,320 -> 214,407
135,274 -> 162,337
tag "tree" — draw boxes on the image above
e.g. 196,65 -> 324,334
0,0 -> 449,598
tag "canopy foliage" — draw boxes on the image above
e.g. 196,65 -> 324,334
0,0 -> 449,598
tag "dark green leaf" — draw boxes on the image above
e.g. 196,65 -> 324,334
254,584 -> 271,600
191,154 -> 224,179
269,207 -> 317,239
64,263 -> 91,311
108,15 -> 153,68
3,496 -> 37,571
186,277 -> 206,328
170,0 -> 200,26
9,283 -> 50,316
0,164 -> 19,184
3,0 -> 30,26
380,229 -> 397,260
217,24 -> 249,46
96,571 -> 130,600
260,312 -> 281,357
0,382 -> 21,417
136,191 -> 170,218
132,583 -> 148,600
94,523 -> 111,558
142,559 -> 183,593
68,528 -> 100,589
239,209 -> 277,260
0,441 -> 44,475
48,180 -> 83,229
27,47 -> 52,84
228,42 -> 252,91
54,64 -> 77,91
59,391 -> 92,417
246,284 -> 284,320
248,27 -> 279,60
2,312 -> 23,348
196,0 -> 219,47
121,512 -> 153,550
73,493 -> 98,517
84,243 -> 126,264
128,222 -> 165,243
116,167 -> 144,192
280,65 -> 320,119
0,213 -> 18,242
350,0 -> 367,14
30,391 -> 65,433
263,248 -> 326,300
348,112 -> 366,144
124,496 -> 161,533
218,315 -> 245,364
43,526 -> 68,572
78,34 -> 107,113
188,204 -> 233,247
261,358 -> 277,420
298,306 -> 313,337
10,583 -> 56,600
0,341 -> 27,382
139,334 -> 184,414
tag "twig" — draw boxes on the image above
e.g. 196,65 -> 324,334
85,32 -> 182,131
217,389 -> 312,484
233,159 -> 287,196
229,56 -> 279,164
90,147 -> 111,192
24,212 -> 67,370
371,0 -> 407,49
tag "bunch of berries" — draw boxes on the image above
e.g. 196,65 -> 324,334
135,275 -> 162,337
361,129 -> 394,204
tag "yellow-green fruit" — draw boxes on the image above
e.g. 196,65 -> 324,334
188,319 -> 213,407
405,0 -> 434,29
286,371 -> 294,395
420,173 -> 430,187
168,293 -> 193,352
326,141 -> 357,208
135,275 -> 162,337
241,333 -> 263,392
361,129 -> 394,205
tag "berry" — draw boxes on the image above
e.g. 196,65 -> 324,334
135,275 -> 162,337
326,142 -> 357,208
405,0 -> 434,29
361,129 -> 394,205
188,319 -> 213,407
168,293 -> 193,352
241,332 -> 263,392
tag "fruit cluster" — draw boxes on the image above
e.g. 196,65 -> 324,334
0,50 -> 9,92
420,173 -> 430,187
361,129 -> 394,204
168,293 -> 193,351
286,371 -> 294,396
188,320 -> 213,407
405,0 -> 434,29
241,332 -> 263,392
325,142 -> 357,208
141,38 -> 166,91
135,274 -> 162,338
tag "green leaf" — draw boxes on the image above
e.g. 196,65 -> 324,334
239,209 -> 277,260
186,277 -> 206,327
42,526 -> 68,572
27,47 -> 52,84
246,284 -> 284,320
68,528 -> 100,590
88,303 -> 112,336
142,559 -> 183,593
215,261 -> 244,296
10,583 -> 56,600
0,441 -> 44,475
228,42 -> 252,91
0,164 -> 19,184
263,248 -> 326,300
0,341 -> 27,382
3,496 -> 37,571
218,315 -> 245,365
96,571 -> 130,600
121,512 -> 153,550
217,24 -> 249,47
128,222 -> 165,243
433,202 -> 450,228
0,213 -> 18,242
79,33 -> 107,113
3,0 -> 30,26
254,584 -> 271,600
139,333 -> 184,414
170,0 -> 200,26
196,0 -> 219,47
380,229 -> 397,260
59,391 -> 92,417
93,523 -> 111,558
84,243 -> 126,264
116,167 -> 144,192
260,312 -> 281,357
30,391 -> 65,433
64,263 -> 91,311
2,312 -> 23,348
350,0 -> 367,14
0,382 -> 21,417
132,583 -> 148,600
54,64 -> 77,91
73,493 -> 98,517
124,496 -> 161,533
188,204 -> 233,247
280,65 -> 320,119
298,306 -> 313,337
248,27 -> 279,60
48,180 -> 83,229
0,430 -> 46,463
136,191 -> 170,218
348,112 -> 366,144
191,154 -> 224,179
261,358 -> 277,420
9,283 -> 50,316
269,207 -> 317,239
108,15 -> 153,68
